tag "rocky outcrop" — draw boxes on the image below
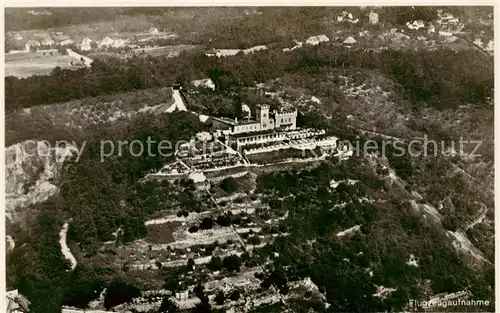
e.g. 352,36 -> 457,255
5,140 -> 76,222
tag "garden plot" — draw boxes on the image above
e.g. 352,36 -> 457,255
5,51 -> 82,78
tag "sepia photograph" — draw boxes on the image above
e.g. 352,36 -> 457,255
3,5 -> 495,313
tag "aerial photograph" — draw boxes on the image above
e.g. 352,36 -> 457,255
4,6 -> 495,313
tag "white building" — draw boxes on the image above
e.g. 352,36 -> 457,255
242,104 -> 251,117
59,39 -> 75,46
212,104 -> 298,148
42,37 -> 55,46
343,36 -> 357,46
192,78 -> 216,91
79,37 -> 92,51
368,11 -> 379,24
196,131 -> 213,142
337,10 -> 357,24
25,40 -> 41,51
485,40 -> 494,52
243,45 -> 267,54
306,34 -> 330,46
406,20 -> 425,30
6,290 -> 30,313
99,36 -> 114,48
427,23 -> 436,34
439,31 -> 453,37
149,27 -> 159,35
111,38 -> 128,48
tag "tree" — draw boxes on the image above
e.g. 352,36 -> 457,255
214,290 -> 225,305
223,255 -> 242,272
104,281 -> 141,310
216,214 -> 232,227
187,258 -> 195,270
159,297 -> 179,312
219,177 -> 238,194
268,198 -> 282,210
248,235 -> 261,246
208,256 -> 223,271
199,218 -> 213,230
188,225 -> 199,233
229,290 -> 240,301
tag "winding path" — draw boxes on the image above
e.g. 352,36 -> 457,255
466,204 -> 488,231
59,222 -> 77,271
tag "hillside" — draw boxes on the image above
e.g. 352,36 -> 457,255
4,6 -> 494,313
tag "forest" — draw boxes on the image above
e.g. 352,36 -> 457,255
6,111 -> 206,312
5,6 -> 494,312
6,43 -> 493,112
253,160 -> 494,312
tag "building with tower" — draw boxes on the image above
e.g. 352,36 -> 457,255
210,104 -> 298,149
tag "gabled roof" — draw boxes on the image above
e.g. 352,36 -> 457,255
343,36 -> 357,44
26,40 -> 41,46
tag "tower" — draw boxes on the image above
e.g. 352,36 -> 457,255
256,104 -> 272,130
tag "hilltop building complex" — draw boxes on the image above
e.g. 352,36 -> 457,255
147,94 -> 346,183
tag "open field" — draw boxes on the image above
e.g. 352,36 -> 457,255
132,44 -> 202,58
5,51 -> 81,78
88,44 -> 203,61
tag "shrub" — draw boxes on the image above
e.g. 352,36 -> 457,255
188,226 -> 199,233
223,255 -> 242,272
216,214 -> 232,227
220,177 -> 238,194
214,290 -> 225,305
248,235 -> 261,246
199,217 -> 214,230
207,256 -> 223,271
229,290 -> 240,301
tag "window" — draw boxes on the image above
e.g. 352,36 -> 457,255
263,113 -> 267,118
263,124 -> 267,128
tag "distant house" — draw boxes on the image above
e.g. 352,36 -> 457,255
6,290 -> 30,313
79,37 -> 92,51
99,36 -> 114,48
242,104 -> 251,117
149,27 -> 159,35
13,33 -> 23,41
42,37 -> 55,46
59,39 -> 75,46
342,36 -> 357,46
427,23 -> 436,34
291,41 -> 303,51
337,10 -> 357,24
368,11 -> 379,24
243,45 -> 267,54
111,38 -> 128,48
414,20 -> 425,29
205,49 -> 221,57
439,30 -> 453,37
359,30 -> 369,37
25,40 -> 41,51
407,20 -> 425,30
306,34 -> 330,46
192,78 -> 216,91
485,40 -> 494,52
